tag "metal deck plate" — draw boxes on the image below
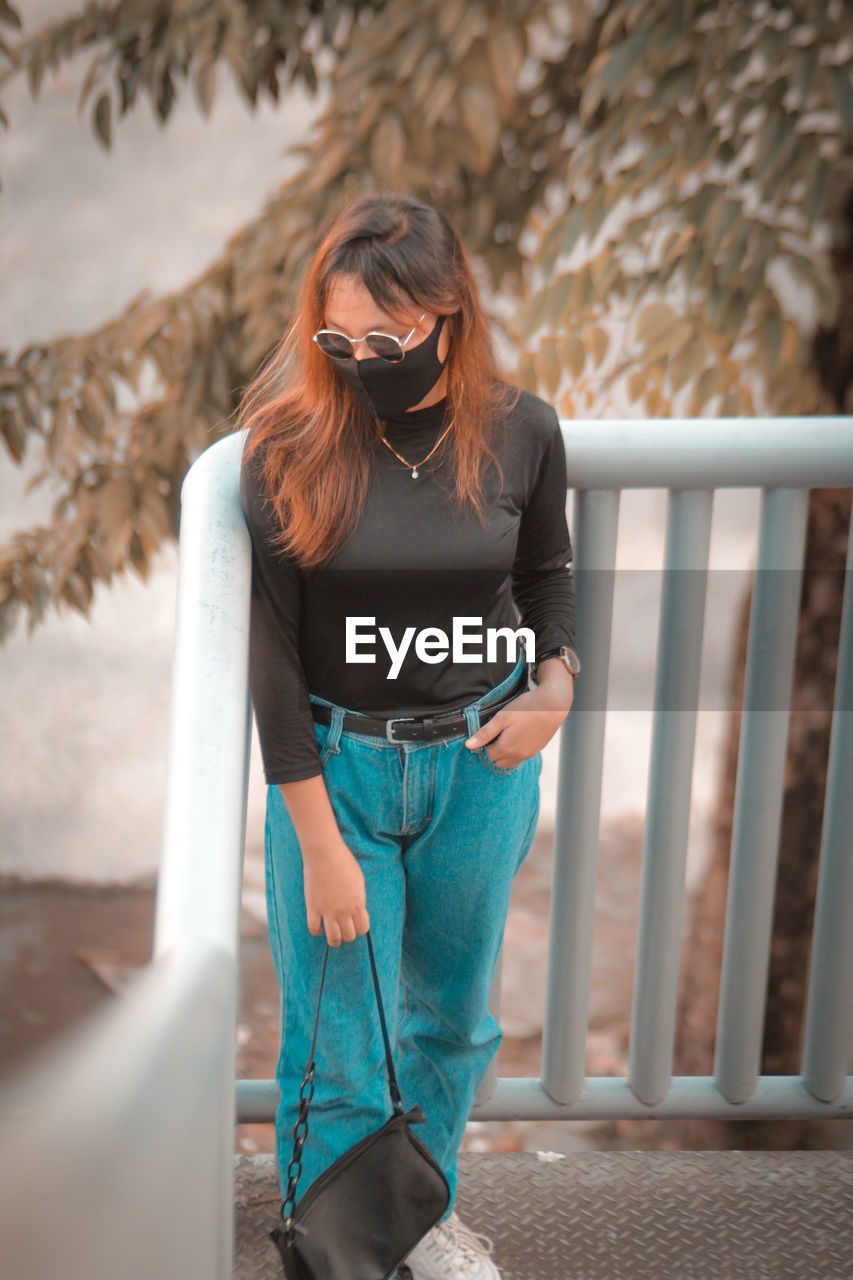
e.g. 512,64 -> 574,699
234,1149 -> 853,1279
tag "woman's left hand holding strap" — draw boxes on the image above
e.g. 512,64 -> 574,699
464,659 -> 575,770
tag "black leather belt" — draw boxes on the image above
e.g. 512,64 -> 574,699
311,673 -> 527,743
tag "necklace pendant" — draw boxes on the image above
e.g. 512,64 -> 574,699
411,467 -> 419,479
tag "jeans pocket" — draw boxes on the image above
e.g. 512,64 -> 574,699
475,744 -> 523,776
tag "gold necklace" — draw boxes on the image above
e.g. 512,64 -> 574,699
379,420 -> 454,479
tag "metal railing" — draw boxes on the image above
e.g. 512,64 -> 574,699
1,418 -> 851,1280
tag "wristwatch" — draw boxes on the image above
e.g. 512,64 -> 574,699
533,645 -> 582,683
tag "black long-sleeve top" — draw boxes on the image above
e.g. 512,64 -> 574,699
239,387 -> 576,784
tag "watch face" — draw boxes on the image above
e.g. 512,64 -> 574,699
559,647 -> 581,676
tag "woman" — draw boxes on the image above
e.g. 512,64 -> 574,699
237,191 -> 579,1280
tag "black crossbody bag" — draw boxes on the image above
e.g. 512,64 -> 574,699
269,931 -> 450,1280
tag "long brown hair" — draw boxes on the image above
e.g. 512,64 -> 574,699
236,191 -> 516,568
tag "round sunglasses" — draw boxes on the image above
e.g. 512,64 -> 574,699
312,312 -> 427,363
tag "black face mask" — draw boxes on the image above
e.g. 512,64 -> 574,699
333,314 -> 447,420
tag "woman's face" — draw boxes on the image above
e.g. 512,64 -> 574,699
324,275 -> 451,367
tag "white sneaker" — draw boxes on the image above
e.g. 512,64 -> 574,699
402,1211 -> 503,1279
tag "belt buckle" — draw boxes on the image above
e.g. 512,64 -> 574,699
386,716 -> 418,743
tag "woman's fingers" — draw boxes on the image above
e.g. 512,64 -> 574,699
322,913 -> 368,946
353,905 -> 371,935
464,710 -> 506,749
307,909 -> 323,936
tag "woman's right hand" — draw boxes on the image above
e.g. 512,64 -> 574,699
301,838 -> 371,947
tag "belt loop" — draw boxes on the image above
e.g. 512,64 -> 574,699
464,703 -> 481,737
327,706 -> 345,756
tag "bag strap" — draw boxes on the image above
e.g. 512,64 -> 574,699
365,929 -> 404,1114
281,930 -> 402,1231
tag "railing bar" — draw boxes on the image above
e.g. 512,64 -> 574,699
154,431 -> 252,961
801,516 -> 853,1103
471,1074 -> 853,1121
559,417 -> 853,489
236,1073 -> 853,1123
628,489 -> 713,1105
541,488 -> 619,1105
1,945 -> 237,1280
714,488 -> 809,1104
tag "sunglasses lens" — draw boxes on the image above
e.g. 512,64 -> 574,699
366,335 -> 405,362
315,331 -> 354,360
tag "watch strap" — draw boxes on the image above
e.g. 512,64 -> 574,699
533,645 -> 581,680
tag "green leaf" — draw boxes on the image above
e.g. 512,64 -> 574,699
0,3 -> 23,31
543,273 -> 575,327
758,297 -> 783,376
571,265 -> 595,312
825,65 -> 853,132
539,204 -> 585,273
729,99 -> 753,148
157,66 -> 176,121
422,70 -> 459,130
754,112 -> 789,179
600,27 -> 650,99
93,93 -> 111,147
688,365 -> 723,416
370,113 -> 406,179
487,25 -> 525,107
642,318 -> 694,364
409,46 -> 443,108
79,382 -> 108,438
1,403 -> 26,462
128,530 -> 149,579
516,286 -> 551,339
728,49 -> 751,79
459,81 -> 501,171
395,26 -> 432,82
758,27 -> 789,70
669,337 -> 704,393
661,227 -> 695,269
644,385 -> 662,416
584,188 -> 609,242
627,369 -> 646,402
27,50 -> 46,97
681,243 -> 701,286
718,289 -> 751,332
589,249 -> 618,296
656,62 -> 696,107
446,3 -> 487,61
636,302 -> 678,345
195,60 -> 218,118
587,325 -> 609,369
794,46 -> 818,105
685,182 -> 725,224
718,226 -> 750,285
558,331 -> 586,380
708,197 -> 741,257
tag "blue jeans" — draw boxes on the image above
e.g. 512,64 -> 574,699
264,648 -> 542,1215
